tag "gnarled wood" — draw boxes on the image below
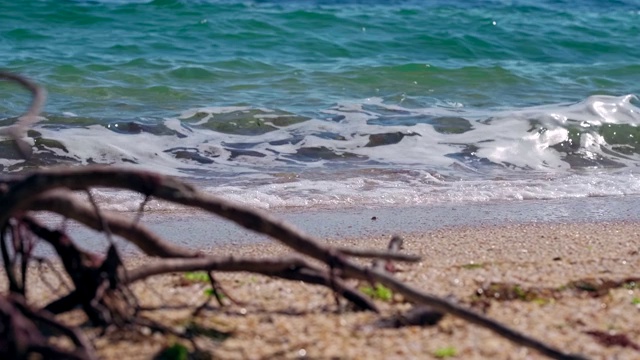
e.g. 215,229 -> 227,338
0,167 -> 585,360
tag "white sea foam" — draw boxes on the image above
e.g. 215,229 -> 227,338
7,94 -> 640,211
84,170 -> 640,212
31,94 -> 640,173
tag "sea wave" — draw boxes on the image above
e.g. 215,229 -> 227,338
2,94 -> 640,174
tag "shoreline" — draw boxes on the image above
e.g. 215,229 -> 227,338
35,194 -> 640,257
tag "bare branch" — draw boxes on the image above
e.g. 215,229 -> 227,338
85,189 -> 114,245
132,194 -> 150,226
0,72 -> 46,120
0,71 -> 47,159
29,190 -> 200,258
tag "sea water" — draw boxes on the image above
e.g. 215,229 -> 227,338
2,0 -> 640,211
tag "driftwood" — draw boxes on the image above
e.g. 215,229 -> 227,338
0,72 -> 590,359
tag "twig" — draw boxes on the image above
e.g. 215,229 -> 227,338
372,234 -> 404,273
193,272 -> 226,316
336,247 -> 420,262
34,256 -> 72,294
85,189 -> 114,245
29,189 -> 199,258
133,194 -> 150,226
126,255 -> 377,312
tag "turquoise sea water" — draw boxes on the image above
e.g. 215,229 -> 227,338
2,0 -> 640,209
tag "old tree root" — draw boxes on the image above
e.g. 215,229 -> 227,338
0,72 -> 588,359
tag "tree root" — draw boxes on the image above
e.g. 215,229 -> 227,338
0,294 -> 96,360
126,254 -> 377,312
0,166 -> 588,360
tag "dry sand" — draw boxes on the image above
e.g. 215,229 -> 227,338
11,219 -> 640,359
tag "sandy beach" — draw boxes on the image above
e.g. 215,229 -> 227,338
13,206 -> 640,359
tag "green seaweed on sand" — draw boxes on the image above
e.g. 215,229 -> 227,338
181,272 -> 229,300
461,262 -> 484,270
434,346 -> 457,358
476,276 -> 640,303
475,282 -> 554,303
183,271 -> 210,283
359,283 -> 393,302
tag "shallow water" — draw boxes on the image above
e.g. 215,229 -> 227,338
2,0 -> 640,209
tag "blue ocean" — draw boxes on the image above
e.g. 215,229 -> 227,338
2,0 -> 640,210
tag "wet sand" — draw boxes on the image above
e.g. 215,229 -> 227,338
38,194 -> 640,255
